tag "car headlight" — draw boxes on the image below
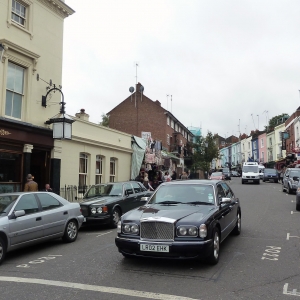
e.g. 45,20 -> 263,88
199,224 -> 207,238
91,207 -> 96,214
117,221 -> 121,233
97,207 -> 103,213
177,226 -> 198,237
122,223 -> 139,235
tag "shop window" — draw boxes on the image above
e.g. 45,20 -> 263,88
167,134 -> 170,145
95,155 -> 103,184
12,0 -> 26,26
5,62 -> 25,119
110,158 -> 116,182
79,153 -> 88,188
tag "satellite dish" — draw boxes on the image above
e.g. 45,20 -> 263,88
129,86 -> 134,93
140,85 -> 144,92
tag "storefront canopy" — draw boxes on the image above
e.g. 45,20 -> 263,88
130,136 -> 147,180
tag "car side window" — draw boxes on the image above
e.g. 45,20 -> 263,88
216,184 -> 226,204
138,182 -> 147,192
131,182 -> 142,193
38,193 -> 61,211
14,194 -> 39,215
220,183 -> 233,198
124,183 -> 134,195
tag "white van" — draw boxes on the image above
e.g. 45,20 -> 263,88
242,162 -> 260,184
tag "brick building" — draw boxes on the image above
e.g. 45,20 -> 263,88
285,107 -> 300,154
107,83 -> 194,156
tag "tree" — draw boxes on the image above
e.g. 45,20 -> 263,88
99,113 -> 109,127
191,131 -> 219,177
266,113 -> 289,132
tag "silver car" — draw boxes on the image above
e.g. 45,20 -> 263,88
0,192 -> 84,265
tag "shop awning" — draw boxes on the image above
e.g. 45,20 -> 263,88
161,150 -> 180,161
131,136 -> 147,180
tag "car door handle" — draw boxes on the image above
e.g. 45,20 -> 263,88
36,217 -> 42,221
63,211 -> 68,215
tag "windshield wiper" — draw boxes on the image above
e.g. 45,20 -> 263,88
157,201 -> 182,204
186,201 -> 213,205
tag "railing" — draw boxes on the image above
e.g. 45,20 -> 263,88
60,185 -> 91,202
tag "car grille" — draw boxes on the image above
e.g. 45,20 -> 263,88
140,221 -> 174,241
246,176 -> 255,179
80,206 -> 89,217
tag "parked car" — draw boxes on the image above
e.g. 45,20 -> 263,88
0,192 -> 84,265
209,172 -> 224,180
80,181 -> 152,228
222,168 -> 231,180
115,180 -> 241,265
282,168 -> 300,194
263,168 -> 278,183
231,171 -> 240,177
296,184 -> 300,211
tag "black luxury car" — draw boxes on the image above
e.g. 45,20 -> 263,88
262,168 -> 278,183
115,180 -> 241,265
80,181 -> 152,228
222,168 -> 231,180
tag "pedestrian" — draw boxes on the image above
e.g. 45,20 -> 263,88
24,174 -> 38,191
187,170 -> 191,179
171,170 -> 177,181
163,172 -> 172,182
181,172 -> 188,180
143,173 -> 154,191
45,183 -> 53,192
277,169 -> 282,183
280,166 -> 286,183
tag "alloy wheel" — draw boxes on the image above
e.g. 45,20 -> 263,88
113,210 -> 120,225
213,231 -> 220,259
0,243 -> 3,261
67,221 -> 77,239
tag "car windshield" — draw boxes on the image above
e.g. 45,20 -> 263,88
264,169 -> 277,174
0,195 -> 19,214
222,168 -> 230,173
243,166 -> 259,173
84,183 -> 123,199
289,170 -> 300,177
148,184 -> 215,205
211,172 -> 222,176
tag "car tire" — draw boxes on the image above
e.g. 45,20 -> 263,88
296,201 -> 300,211
111,207 -> 121,228
282,184 -> 285,192
62,220 -> 78,243
0,236 -> 7,265
241,180 -> 244,184
207,228 -> 220,265
275,180 -> 278,183
287,185 -> 292,194
232,211 -> 241,235
257,180 -> 260,185
263,179 -> 265,182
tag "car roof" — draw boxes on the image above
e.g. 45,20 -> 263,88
0,192 -> 54,196
162,179 -> 221,186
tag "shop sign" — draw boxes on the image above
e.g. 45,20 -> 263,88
141,132 -> 151,140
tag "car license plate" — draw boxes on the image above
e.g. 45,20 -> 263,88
248,180 -> 253,182
140,244 -> 169,252
83,218 -> 86,222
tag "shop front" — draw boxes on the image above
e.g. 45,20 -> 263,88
0,118 -> 53,193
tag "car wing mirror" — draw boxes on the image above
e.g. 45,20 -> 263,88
221,197 -> 231,204
14,210 -> 25,218
141,197 -> 149,202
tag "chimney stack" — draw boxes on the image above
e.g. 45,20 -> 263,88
75,108 -> 89,121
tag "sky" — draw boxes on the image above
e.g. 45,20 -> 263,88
62,0 -> 300,138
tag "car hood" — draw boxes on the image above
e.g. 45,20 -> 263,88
124,203 -> 216,222
80,196 -> 121,206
